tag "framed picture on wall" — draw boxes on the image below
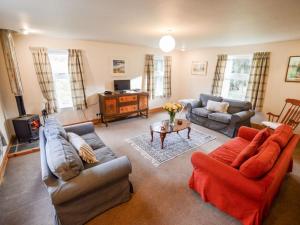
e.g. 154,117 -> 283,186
191,61 -> 207,75
286,56 -> 300,82
112,59 -> 126,76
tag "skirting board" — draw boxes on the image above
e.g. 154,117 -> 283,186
149,107 -> 163,114
0,136 -> 13,185
91,107 -> 163,125
7,147 -> 40,158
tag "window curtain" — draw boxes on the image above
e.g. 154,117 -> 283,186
211,54 -> 227,96
163,56 -> 172,98
144,54 -> 155,99
68,49 -> 87,110
31,47 -> 57,114
245,52 -> 270,111
0,29 -> 23,96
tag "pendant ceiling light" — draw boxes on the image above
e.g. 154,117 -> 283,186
159,34 -> 176,52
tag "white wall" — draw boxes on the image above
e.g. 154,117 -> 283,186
0,42 -> 10,165
179,40 -> 300,116
1,34 -> 182,125
1,34 -> 300,134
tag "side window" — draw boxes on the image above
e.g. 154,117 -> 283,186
48,50 -> 73,109
221,55 -> 252,100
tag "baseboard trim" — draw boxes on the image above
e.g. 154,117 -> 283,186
0,136 -> 13,185
149,107 -> 163,114
63,107 -> 163,127
64,119 -> 100,127
7,147 -> 40,158
251,122 -> 265,130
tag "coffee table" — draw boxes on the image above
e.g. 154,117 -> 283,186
150,119 -> 191,149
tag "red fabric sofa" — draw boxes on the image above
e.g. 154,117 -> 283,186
189,125 -> 299,225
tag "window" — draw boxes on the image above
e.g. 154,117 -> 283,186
154,56 -> 164,97
48,50 -> 73,109
221,55 -> 252,100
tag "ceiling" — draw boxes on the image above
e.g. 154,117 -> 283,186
1,0 -> 300,50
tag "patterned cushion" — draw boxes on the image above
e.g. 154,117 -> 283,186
208,112 -> 232,124
68,132 -> 98,163
46,135 -> 84,181
192,107 -> 211,118
83,146 -> 117,169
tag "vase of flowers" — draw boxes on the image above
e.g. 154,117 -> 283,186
163,102 -> 183,126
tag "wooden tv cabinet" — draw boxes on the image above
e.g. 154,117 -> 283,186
99,91 -> 149,126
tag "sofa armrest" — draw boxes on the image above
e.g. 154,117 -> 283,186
191,152 -> 265,200
64,122 -> 95,135
231,110 -> 255,123
49,156 -> 132,205
186,100 -> 201,113
237,126 -> 260,142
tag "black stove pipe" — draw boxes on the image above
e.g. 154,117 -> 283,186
15,95 -> 26,117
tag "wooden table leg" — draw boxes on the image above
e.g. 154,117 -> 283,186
187,127 -> 191,139
160,133 -> 166,149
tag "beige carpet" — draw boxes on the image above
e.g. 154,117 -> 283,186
1,112 -> 300,225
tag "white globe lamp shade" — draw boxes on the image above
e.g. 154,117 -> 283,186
159,35 -> 176,52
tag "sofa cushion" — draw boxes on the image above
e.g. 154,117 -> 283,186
200,94 -> 222,107
209,137 -> 250,165
80,132 -> 106,150
270,124 -> 293,149
44,118 -> 68,140
83,146 -> 117,169
208,112 -> 232,124
231,128 -> 271,168
68,132 -> 98,163
223,98 -> 252,114
46,135 -> 84,181
240,141 -> 281,179
206,100 -> 229,113
192,107 -> 211,118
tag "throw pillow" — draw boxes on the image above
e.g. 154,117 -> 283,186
240,141 -> 281,179
206,100 -> 229,113
270,124 -> 293,149
231,128 -> 271,168
46,135 -> 84,181
44,118 -> 68,140
68,132 -> 99,164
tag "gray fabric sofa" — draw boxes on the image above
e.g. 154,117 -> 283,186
186,94 -> 255,137
39,118 -> 132,225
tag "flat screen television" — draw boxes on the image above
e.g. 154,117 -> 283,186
114,80 -> 130,91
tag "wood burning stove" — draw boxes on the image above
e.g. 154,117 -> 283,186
12,114 -> 40,142
12,95 -> 41,142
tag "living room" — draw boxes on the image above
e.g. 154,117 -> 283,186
0,1 -> 300,225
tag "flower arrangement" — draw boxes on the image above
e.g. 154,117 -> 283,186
163,102 -> 183,125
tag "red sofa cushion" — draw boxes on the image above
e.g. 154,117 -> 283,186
231,128 -> 271,168
270,124 -> 293,149
240,141 -> 281,179
209,137 -> 249,165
